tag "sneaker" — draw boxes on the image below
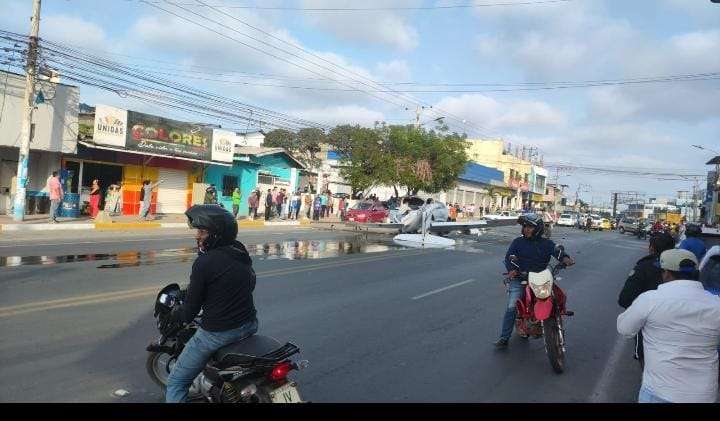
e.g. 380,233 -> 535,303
493,338 -> 509,348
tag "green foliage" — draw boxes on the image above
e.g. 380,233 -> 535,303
326,124 -> 469,197
263,128 -> 326,168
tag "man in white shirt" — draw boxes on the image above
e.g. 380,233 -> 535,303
617,248 -> 720,403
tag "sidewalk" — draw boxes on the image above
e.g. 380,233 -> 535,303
0,212 -> 311,232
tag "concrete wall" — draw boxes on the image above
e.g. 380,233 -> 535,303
0,71 -> 79,154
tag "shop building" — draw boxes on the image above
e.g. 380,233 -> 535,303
69,104 -> 234,217
0,71 -> 79,215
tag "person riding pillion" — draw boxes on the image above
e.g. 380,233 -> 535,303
164,205 -> 258,403
494,214 -> 574,348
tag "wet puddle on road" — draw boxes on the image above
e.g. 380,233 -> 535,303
0,237 -> 412,269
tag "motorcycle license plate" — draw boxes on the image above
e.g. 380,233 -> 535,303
269,382 -> 303,403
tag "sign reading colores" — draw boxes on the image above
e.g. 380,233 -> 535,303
93,104 -> 128,147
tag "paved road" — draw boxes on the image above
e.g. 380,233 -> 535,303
0,226 -> 648,402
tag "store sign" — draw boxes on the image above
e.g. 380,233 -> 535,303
126,111 -> 212,160
211,129 -> 241,163
93,104 -> 128,147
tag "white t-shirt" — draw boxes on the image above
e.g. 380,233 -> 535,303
617,280 -> 720,402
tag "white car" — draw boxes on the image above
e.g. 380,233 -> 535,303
557,213 -> 575,227
590,214 -> 603,230
484,211 -> 520,221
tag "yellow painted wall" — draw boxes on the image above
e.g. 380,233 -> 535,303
466,139 -> 532,184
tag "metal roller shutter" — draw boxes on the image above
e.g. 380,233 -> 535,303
157,168 -> 188,214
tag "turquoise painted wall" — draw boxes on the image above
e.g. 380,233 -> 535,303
253,155 -> 301,189
205,162 -> 258,216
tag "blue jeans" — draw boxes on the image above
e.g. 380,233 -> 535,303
499,279 -> 525,341
638,386 -> 671,403
165,318 -> 259,403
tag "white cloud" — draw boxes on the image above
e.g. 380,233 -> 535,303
42,15 -> 109,51
301,0 -> 420,51
434,94 -> 566,133
375,60 -> 411,82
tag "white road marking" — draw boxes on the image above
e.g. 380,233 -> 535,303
588,333 -> 631,403
412,279 -> 477,300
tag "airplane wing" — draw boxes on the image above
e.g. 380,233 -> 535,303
427,218 -> 516,232
346,222 -> 404,230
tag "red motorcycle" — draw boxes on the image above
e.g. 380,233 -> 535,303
506,246 -> 574,373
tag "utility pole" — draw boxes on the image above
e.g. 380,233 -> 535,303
13,0 -> 42,222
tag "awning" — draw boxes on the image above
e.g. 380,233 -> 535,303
531,193 -> 544,202
79,141 -> 231,167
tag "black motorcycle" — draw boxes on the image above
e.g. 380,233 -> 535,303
146,284 -> 308,403
636,222 -> 647,239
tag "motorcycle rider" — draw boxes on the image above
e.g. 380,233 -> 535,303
617,232 -> 676,365
164,205 -> 258,403
494,214 -> 574,348
678,223 -> 707,262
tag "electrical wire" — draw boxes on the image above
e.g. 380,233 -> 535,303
123,0 -> 575,11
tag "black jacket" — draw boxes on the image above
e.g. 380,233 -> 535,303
176,240 -> 257,332
617,254 -> 662,309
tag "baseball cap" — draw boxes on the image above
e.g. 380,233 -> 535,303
659,249 -> 698,272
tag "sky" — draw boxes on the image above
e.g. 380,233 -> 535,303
1,0 -> 719,204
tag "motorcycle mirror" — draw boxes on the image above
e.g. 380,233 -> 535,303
509,255 -> 518,262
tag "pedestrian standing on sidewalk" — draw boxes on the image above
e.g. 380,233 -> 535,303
320,192 -> 328,219
617,249 -> 720,403
232,187 -> 242,219
47,171 -> 63,223
89,179 -> 101,219
247,191 -> 258,220
276,188 -> 285,219
304,192 -> 312,219
328,191 -> 334,216
264,189 -> 273,221
313,196 -> 322,221
139,179 -> 164,221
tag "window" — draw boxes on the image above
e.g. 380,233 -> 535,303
222,175 -> 238,197
258,174 -> 274,185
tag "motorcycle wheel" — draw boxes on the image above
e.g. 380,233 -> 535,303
146,352 -> 173,390
542,316 -> 565,374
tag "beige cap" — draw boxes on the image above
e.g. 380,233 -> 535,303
659,248 -> 698,272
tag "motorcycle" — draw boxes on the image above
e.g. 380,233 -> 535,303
636,222 -> 648,240
506,246 -> 574,373
146,284 -> 308,403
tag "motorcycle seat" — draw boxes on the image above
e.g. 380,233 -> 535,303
212,335 -> 284,368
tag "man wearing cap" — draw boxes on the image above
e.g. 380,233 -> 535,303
617,249 -> 720,403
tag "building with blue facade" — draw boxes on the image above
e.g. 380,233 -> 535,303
204,146 -> 305,217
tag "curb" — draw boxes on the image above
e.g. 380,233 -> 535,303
0,220 -> 309,232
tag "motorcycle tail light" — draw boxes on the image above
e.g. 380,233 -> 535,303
530,281 -> 552,299
269,361 -> 293,381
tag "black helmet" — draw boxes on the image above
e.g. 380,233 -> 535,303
185,205 -> 237,250
685,223 -> 702,237
517,213 -> 545,240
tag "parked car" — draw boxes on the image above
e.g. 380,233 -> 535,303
346,201 -> 388,223
617,217 -> 639,234
556,213 -> 575,227
484,210 -> 520,221
600,218 -> 612,231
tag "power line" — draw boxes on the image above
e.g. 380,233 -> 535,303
123,0 -> 574,11
148,0 -> 493,137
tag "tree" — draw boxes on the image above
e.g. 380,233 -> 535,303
327,124 -> 469,199
263,128 -> 326,168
